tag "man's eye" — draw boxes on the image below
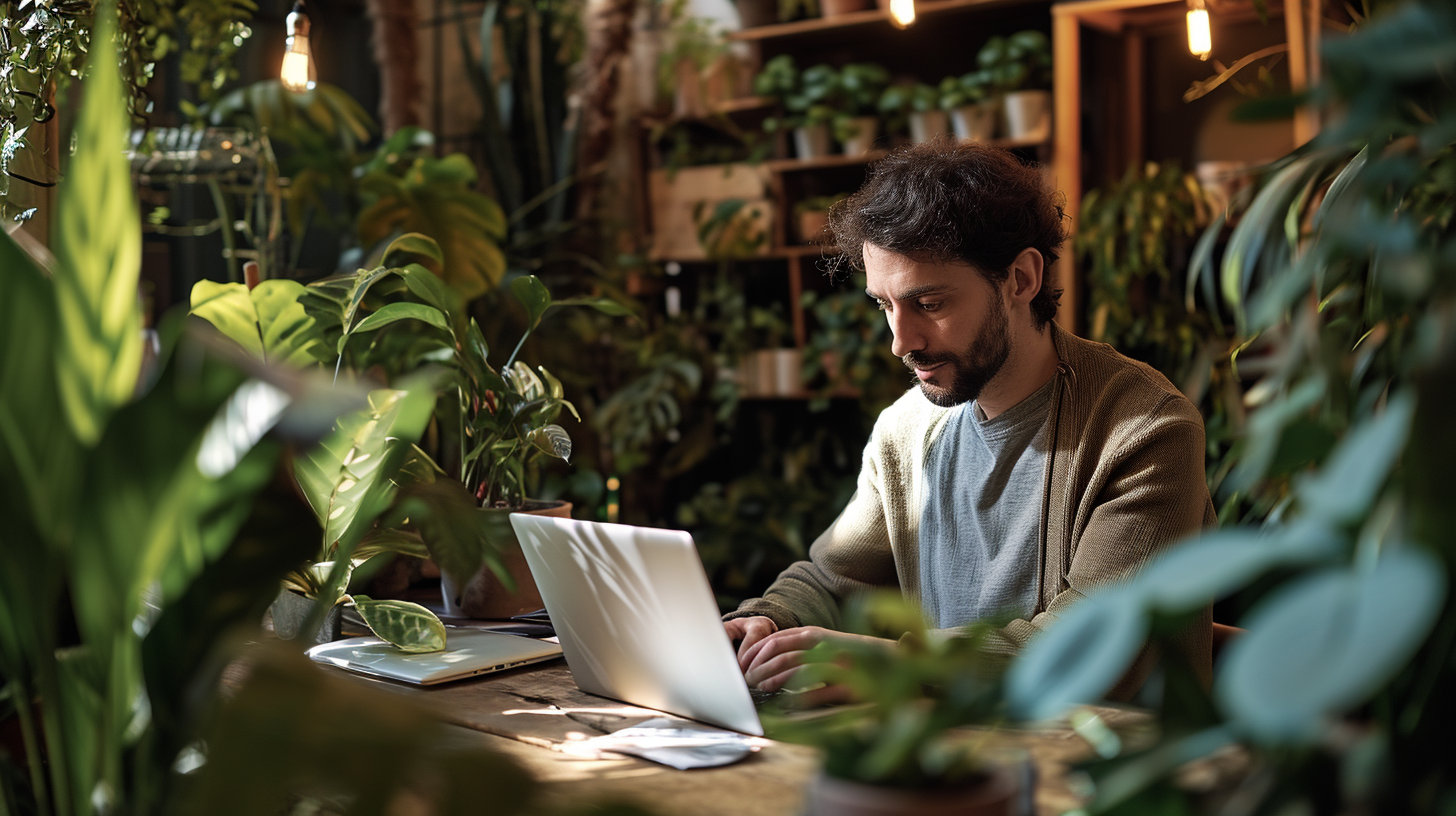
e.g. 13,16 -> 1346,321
917,301 -> 942,312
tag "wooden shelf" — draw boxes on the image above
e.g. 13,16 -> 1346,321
764,134 -> 1047,173
728,0 -> 1043,41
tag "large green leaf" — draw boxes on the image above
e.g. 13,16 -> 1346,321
292,383 -> 436,559
510,274 -> 552,331
352,596 -> 446,653
190,279 -> 332,367
1218,548 -> 1447,744
348,302 -> 451,337
1006,590 -> 1149,721
49,6 -> 142,445
1295,392 -> 1414,525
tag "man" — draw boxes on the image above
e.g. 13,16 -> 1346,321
724,140 -> 1214,703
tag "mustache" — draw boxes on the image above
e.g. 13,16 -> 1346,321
902,351 -> 957,370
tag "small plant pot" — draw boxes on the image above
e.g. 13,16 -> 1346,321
951,102 -> 998,142
1003,90 -> 1051,140
771,348 -> 804,396
752,349 -> 779,396
798,209 -> 830,244
839,115 -> 880,155
736,0 -> 778,28
270,589 -> 342,645
804,764 -> 1020,816
908,110 -> 951,143
441,500 -> 572,619
822,0 -> 873,16
794,123 -> 833,160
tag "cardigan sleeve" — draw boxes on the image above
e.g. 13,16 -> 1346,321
726,412 -> 906,631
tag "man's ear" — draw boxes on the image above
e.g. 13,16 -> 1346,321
1007,248 -> 1045,305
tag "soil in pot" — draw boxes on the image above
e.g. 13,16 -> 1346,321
442,500 -> 573,619
804,763 -> 1020,816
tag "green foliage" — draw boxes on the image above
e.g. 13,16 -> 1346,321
755,56 -> 884,133
189,279 -> 334,367
357,128 -> 510,301
0,0 -> 256,218
1009,3 -> 1456,813
351,596 -> 448,653
767,594 -> 1008,788
800,275 -> 903,413
975,30 -> 1050,94
936,70 -> 995,110
693,198 -> 768,258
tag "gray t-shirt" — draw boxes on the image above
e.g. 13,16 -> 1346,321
918,377 -> 1054,629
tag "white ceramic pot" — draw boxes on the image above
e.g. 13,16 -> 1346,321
753,349 -> 779,396
1003,90 -> 1051,140
908,109 -> 951,143
839,115 -> 880,155
951,101 -> 998,142
794,123 -> 833,160
771,348 -> 804,396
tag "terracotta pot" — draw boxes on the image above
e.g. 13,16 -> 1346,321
804,764 -> 1019,816
908,110 -> 951,143
822,0 -> 873,16
1003,90 -> 1051,140
798,209 -> 830,244
441,500 -> 572,619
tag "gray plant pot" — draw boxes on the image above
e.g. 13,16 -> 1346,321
270,589 -> 342,645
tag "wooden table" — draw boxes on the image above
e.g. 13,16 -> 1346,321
340,659 -> 1154,816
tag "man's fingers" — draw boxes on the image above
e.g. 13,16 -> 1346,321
783,683 -> 855,709
745,648 -> 811,688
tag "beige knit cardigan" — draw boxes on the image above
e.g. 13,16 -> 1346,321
729,324 -> 1216,697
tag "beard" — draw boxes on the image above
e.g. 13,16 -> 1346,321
902,298 -> 1010,408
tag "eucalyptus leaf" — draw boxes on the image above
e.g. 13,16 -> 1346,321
1218,548 -> 1446,744
1295,392 -> 1414,525
1007,590 -> 1149,721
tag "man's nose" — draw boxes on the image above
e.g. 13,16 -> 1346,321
888,311 -> 923,359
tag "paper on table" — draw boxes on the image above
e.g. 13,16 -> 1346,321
558,717 -> 765,769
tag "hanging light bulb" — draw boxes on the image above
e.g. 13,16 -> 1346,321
1186,0 -> 1212,60
889,0 -> 916,29
280,1 -> 316,92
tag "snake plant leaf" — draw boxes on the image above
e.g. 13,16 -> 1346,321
510,274 -> 552,332
527,425 -> 572,462
1218,548 -> 1446,745
50,4 -> 141,445
352,596 -> 447,653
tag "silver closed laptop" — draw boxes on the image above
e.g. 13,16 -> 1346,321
509,514 -> 762,735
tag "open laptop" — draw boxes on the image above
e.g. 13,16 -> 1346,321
510,514 -> 763,735
307,627 -> 562,685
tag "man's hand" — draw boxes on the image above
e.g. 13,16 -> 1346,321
738,626 -> 895,706
724,616 -> 778,664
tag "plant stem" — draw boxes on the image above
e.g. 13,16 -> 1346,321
7,679 -> 50,816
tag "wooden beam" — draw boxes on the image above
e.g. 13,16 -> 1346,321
1123,32 -> 1145,176
1052,10 -> 1081,333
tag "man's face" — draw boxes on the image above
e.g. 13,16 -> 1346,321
862,244 -> 1010,408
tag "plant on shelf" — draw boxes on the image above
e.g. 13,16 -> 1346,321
778,0 -> 820,22
800,274 -> 902,413
655,10 -> 730,118
937,69 -> 998,141
767,594 -> 1018,814
793,193 -> 847,245
1008,3 -> 1456,814
833,63 -> 891,151
977,30 -> 1052,139
756,56 -> 837,158
877,82 -> 941,141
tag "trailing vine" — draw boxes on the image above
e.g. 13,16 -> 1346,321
0,0 -> 256,220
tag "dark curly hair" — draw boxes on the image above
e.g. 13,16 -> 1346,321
828,139 -> 1068,329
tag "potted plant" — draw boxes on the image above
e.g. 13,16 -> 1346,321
767,594 -> 1022,816
793,193 -> 847,245
778,0 -> 820,22
880,82 -> 949,144
834,63 -> 891,155
940,70 -> 998,142
977,31 -> 1052,140
756,56 -> 835,159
